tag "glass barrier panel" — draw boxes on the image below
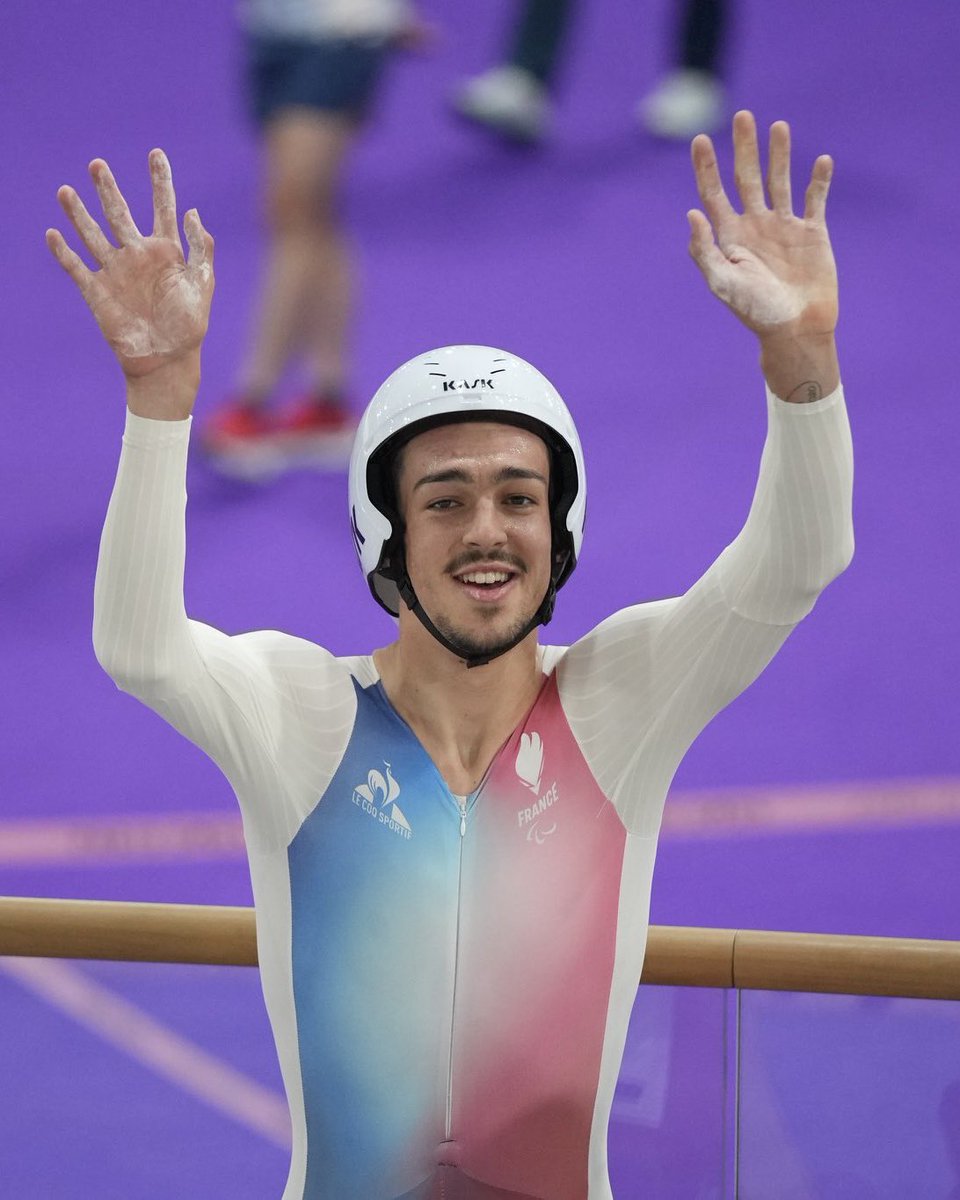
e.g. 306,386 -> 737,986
2,960 -> 736,1198
735,989 -> 960,1200
609,984 -> 735,1199
0,957 -> 288,1197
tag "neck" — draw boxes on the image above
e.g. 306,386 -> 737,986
374,615 -> 544,795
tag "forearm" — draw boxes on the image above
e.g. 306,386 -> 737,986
93,410 -> 204,692
716,382 -> 854,624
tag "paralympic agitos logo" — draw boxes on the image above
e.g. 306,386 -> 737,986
442,379 -> 496,392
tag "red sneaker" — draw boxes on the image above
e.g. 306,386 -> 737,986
200,399 -> 285,480
273,395 -> 357,468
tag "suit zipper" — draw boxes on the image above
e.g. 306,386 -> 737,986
446,797 -> 467,1140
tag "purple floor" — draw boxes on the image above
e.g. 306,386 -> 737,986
3,0 -> 960,1195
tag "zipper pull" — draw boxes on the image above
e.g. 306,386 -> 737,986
459,800 -> 467,838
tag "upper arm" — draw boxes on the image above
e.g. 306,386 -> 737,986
121,625 -> 358,848
558,388 -> 852,832
556,599 -> 674,806
559,582 -> 795,834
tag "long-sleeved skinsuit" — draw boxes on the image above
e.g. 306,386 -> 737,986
93,385 -> 853,1199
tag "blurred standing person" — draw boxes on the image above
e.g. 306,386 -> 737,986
452,0 -> 728,143
203,0 -> 424,476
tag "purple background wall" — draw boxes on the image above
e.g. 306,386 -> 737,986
2,0 -> 959,1195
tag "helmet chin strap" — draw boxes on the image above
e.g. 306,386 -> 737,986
396,567 -> 558,670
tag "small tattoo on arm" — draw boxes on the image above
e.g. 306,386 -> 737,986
786,381 -> 824,404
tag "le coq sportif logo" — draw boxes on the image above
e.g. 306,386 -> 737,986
352,763 -> 412,839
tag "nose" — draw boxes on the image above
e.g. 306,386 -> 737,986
463,496 -> 507,550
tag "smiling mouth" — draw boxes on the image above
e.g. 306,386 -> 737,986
451,568 -> 519,603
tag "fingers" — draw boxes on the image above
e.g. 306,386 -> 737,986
686,209 -> 728,285
56,185 -> 114,264
184,208 -> 214,276
700,112 -> 828,223
691,133 -> 735,227
803,154 -> 834,223
45,227 -> 94,297
732,110 -> 766,213
90,158 -> 142,246
766,120 -> 792,215
150,148 -> 179,242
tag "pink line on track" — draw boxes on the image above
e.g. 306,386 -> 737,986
0,957 -> 291,1149
663,777 -> 960,838
0,812 -> 245,866
0,779 -> 958,868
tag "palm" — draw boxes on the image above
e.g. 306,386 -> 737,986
47,151 -> 214,379
688,115 -> 837,339
85,239 -> 209,376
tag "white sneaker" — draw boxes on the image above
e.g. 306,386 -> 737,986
638,69 -> 725,139
452,66 -> 549,143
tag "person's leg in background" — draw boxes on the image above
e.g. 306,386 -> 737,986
451,0 -> 575,143
203,38 -> 384,474
639,0 -> 729,139
242,110 -> 355,412
509,0 -> 573,86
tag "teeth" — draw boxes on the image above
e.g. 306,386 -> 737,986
460,571 -> 510,585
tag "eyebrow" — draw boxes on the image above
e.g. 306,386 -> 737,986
412,466 -> 548,492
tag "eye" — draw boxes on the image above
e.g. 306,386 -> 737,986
505,494 -> 537,507
427,497 -> 459,511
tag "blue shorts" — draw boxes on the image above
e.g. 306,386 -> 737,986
248,35 -> 390,124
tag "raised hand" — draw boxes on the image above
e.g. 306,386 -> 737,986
687,111 -> 840,401
688,111 -> 836,341
47,150 -> 214,416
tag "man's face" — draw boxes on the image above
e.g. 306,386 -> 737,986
396,421 -> 553,661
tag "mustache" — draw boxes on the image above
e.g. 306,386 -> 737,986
445,550 -> 527,575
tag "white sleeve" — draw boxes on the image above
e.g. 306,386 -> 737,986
559,384 -> 854,834
92,410 -> 356,849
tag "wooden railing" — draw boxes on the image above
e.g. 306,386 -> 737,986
2,896 -> 959,1001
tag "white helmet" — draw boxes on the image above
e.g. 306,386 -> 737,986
349,346 -> 586,638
